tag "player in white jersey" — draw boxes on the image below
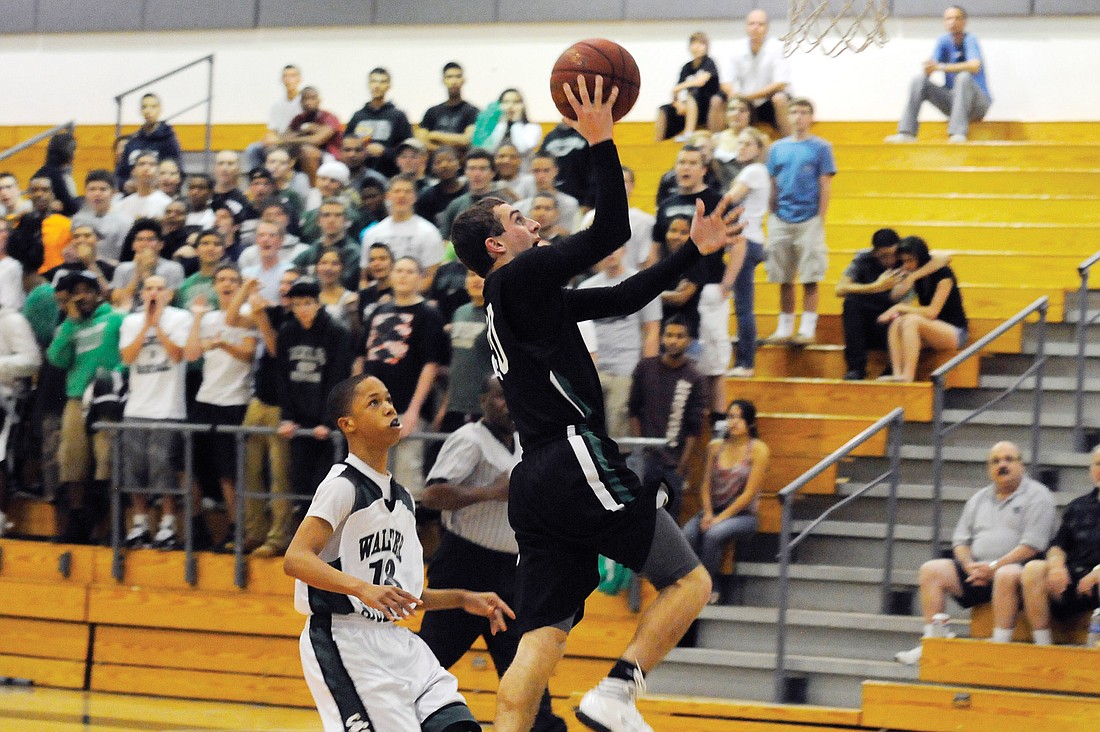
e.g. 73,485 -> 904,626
284,373 -> 515,732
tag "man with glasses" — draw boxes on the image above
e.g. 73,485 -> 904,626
895,441 -> 1056,665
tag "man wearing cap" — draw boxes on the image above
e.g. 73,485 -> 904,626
46,270 -> 126,543
280,86 -> 344,183
300,160 -> 359,241
275,277 -> 354,504
418,62 -> 480,153
395,138 -> 432,194
835,230 -> 951,380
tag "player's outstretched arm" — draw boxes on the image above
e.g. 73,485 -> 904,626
285,516 -> 423,622
691,194 -> 745,256
421,589 -> 516,635
560,74 -> 617,146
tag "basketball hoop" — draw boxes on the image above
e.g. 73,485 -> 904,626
782,0 -> 890,57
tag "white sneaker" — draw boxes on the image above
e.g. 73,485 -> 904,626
894,644 -> 922,665
0,511 -> 11,537
884,133 -> 917,143
728,366 -> 755,378
577,669 -> 652,732
948,134 -> 968,143
762,331 -> 792,345
125,522 -> 151,548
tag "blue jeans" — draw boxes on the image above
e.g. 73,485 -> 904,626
733,240 -> 766,368
682,510 -> 758,577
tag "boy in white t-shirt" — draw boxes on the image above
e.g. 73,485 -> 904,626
119,275 -> 194,549
284,373 -> 513,732
183,263 -> 258,547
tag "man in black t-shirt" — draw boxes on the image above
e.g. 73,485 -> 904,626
451,79 -> 740,732
418,62 -> 480,153
655,32 -> 726,142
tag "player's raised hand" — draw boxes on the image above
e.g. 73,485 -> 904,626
690,194 -> 745,256
562,74 -> 617,146
358,583 -> 423,621
462,591 -> 516,635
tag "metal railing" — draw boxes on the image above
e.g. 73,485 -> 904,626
114,55 -> 215,171
0,121 -> 75,163
929,297 -> 1048,554
1074,252 -> 1100,451
773,407 -> 904,703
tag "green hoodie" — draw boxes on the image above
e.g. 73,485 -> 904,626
46,302 -> 125,398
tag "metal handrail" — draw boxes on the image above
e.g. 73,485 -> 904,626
1074,252 -> 1100,451
773,407 -> 904,703
929,297 -> 1048,555
0,121 -> 75,163
114,55 -> 215,171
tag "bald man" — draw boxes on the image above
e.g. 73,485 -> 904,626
895,441 -> 1056,665
721,10 -> 793,136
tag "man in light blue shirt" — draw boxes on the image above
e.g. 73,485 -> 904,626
886,5 -> 992,143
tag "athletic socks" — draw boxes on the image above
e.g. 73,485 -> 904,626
798,312 -> 818,338
1032,628 -> 1053,646
774,313 -> 795,338
991,627 -> 1014,643
608,658 -> 645,684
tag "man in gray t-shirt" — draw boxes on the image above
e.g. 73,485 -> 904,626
895,441 -> 1056,665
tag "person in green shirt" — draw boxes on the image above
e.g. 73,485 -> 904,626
45,271 -> 126,543
174,230 -> 226,310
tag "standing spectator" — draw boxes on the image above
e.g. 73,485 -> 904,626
538,122 -> 593,208
658,215 -> 703,340
629,315 -> 708,521
157,159 -> 183,199
1019,445 -> 1100,646
721,10 -> 793,137
301,160 -> 356,239
8,176 -> 71,276
62,224 -> 114,295
877,236 -> 968,382
116,94 -> 182,186
211,150 -> 254,222
338,135 -> 388,196
418,377 -> 567,732
713,97 -> 753,190
438,149 -> 498,243
0,300 -> 41,537
654,132 -> 723,210
0,219 -> 25,311
244,65 -> 303,172
723,128 -> 771,377
763,98 -> 835,346
109,218 -> 185,309
316,249 -> 358,331
655,31 -> 726,142
433,268 -> 492,436
578,245 -> 661,441
354,178 -> 388,237
0,172 -> 30,218
265,147 -> 308,213
276,277 -> 354,515
183,173 -> 216,232
579,166 -> 653,272
241,220 -> 294,302
524,194 -> 569,245
358,257 -> 448,496
34,132 -> 78,217
116,152 -> 173,220
885,5 -> 991,144
515,154 -> 580,233
471,88 -> 542,160
364,175 -> 445,291
345,68 -> 414,178
72,170 -> 133,265
238,199 -> 305,263
895,442 -> 1055,665
683,399 -> 769,603
294,197 -> 361,291
358,242 -> 395,324
174,229 -> 226,309
183,264 -> 257,546
394,139 -> 432,193
416,146 -> 467,229
225,271 -> 298,556
281,86 -> 344,182
419,62 -> 480,153
494,143 -> 535,202
118,275 -> 193,549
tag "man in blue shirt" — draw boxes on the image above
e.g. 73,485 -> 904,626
763,97 -> 836,345
886,5 -> 992,143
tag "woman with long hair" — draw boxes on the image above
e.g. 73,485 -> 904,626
470,88 -> 542,159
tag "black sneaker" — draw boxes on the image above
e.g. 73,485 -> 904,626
843,370 -> 866,381
153,526 -> 179,551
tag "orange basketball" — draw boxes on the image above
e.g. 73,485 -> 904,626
550,38 -> 641,122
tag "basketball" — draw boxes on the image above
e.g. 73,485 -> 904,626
550,39 -> 641,122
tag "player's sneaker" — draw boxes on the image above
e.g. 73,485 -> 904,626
894,644 -> 922,665
576,667 -> 652,732
124,523 -> 151,548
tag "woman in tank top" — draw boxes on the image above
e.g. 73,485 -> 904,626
682,399 -> 771,604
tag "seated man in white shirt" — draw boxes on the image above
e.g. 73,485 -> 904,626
721,10 -> 793,136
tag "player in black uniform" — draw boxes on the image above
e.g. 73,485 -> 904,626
451,77 -> 742,732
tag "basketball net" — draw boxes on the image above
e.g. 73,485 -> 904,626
781,0 -> 890,57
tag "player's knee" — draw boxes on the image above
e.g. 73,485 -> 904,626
672,564 -> 712,608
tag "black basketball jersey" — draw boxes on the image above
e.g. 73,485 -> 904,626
483,140 -> 701,448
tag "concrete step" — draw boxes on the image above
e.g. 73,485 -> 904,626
732,563 -> 920,613
787,520 -> 931,570
946,376 -> 1100,414
982,352 -> 1100,379
650,646 -> 919,708
905,419 -> 1080,453
797,483 -> 969,528
1063,289 -> 1100,312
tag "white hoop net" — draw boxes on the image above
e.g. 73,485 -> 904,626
781,0 -> 890,57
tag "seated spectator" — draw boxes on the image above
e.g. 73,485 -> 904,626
118,275 -> 194,549
659,214 -> 702,340
116,93 -> 182,186
183,264 -> 257,545
628,315 -> 708,521
244,65 -> 303,172
0,300 -> 42,537
157,159 -> 183,199
110,218 -> 185,311
515,153 -> 580,233
426,258 -> 471,328
395,139 -> 432,193
338,134 -> 387,196
470,88 -> 542,160
683,399 -> 769,603
34,132 -> 78,216
713,96 -> 753,190
212,202 -> 244,260
345,67 -> 414,178
579,166 -> 654,271
721,10 -> 793,137
363,175 -> 444,291
280,86 -> 343,183
527,193 -> 570,244
316,248 -> 358,330
415,146 -> 466,229
0,219 -> 24,311
211,150 -> 254,223
158,200 -> 197,267
432,268 -> 492,435
358,242 -> 395,324
419,62 -> 480,153
184,173 -> 216,232
71,170 -> 133,266
723,128 -> 771,378
438,149 -> 498,243
895,441 -> 1055,665
116,151 -> 172,220
655,32 -> 725,142
885,6 -> 991,144
1019,445 -> 1100,645
0,172 -> 29,218
60,224 -> 114,294
877,236 -> 967,382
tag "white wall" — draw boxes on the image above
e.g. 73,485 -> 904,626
1,15 -> 1098,128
